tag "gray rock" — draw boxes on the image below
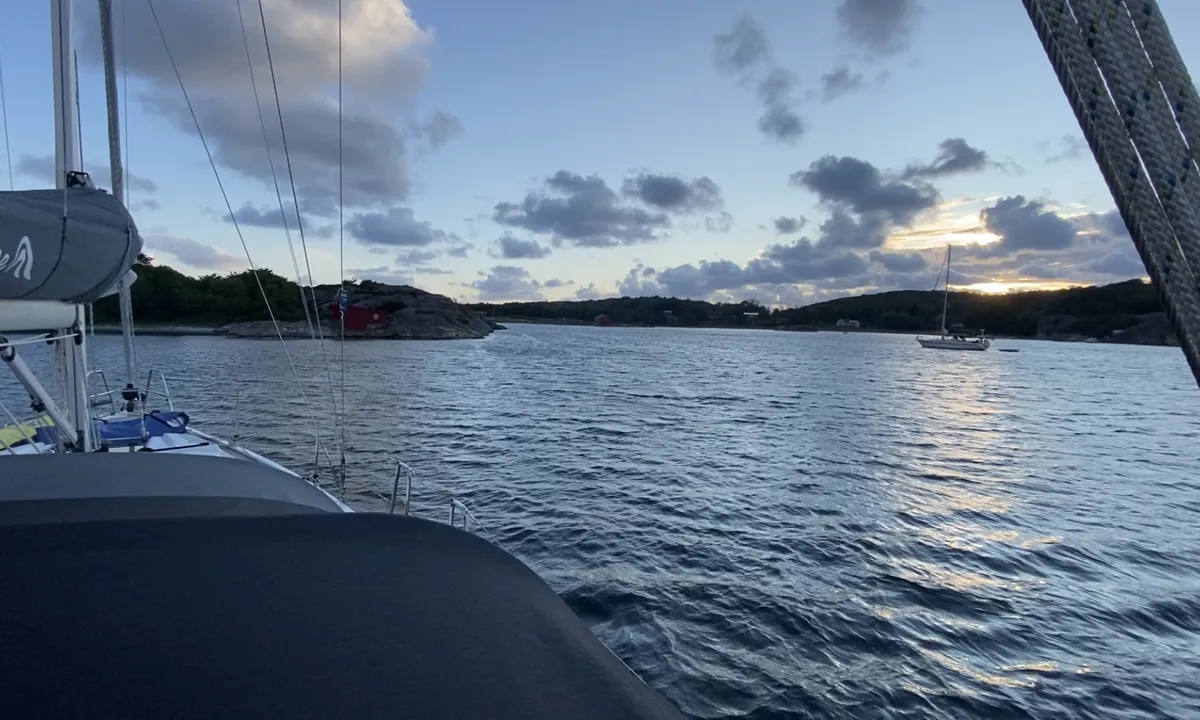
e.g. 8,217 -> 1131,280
217,282 -> 497,340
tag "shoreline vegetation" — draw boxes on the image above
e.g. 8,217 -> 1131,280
98,258 -> 1174,345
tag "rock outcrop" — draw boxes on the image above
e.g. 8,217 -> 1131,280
218,282 -> 502,340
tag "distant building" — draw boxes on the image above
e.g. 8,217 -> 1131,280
742,312 -> 760,318
835,318 -> 860,328
332,305 -> 389,331
593,314 -> 614,327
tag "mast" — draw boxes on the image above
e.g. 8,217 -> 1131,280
98,0 -> 139,402
51,0 -> 93,451
941,245 -> 950,335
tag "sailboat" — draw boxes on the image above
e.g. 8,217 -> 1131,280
916,245 -> 990,351
0,4 -> 683,718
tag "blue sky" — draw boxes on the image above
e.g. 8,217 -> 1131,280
2,0 -> 1195,305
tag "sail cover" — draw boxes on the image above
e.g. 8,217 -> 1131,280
0,188 -> 142,303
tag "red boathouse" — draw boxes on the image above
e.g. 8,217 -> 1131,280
332,305 -> 388,331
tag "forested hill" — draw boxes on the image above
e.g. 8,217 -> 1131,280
96,257 -> 1163,341
469,279 -> 1165,339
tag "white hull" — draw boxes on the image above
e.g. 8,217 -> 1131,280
917,336 -> 990,351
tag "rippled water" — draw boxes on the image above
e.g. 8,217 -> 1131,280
8,326 -> 1200,718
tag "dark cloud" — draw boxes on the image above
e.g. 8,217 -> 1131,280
130,199 -> 161,212
1046,134 -> 1088,164
575,284 -> 610,300
496,234 -> 552,259
755,68 -> 805,143
74,1 -> 439,217
544,278 -> 574,289
836,0 -> 923,57
494,170 -> 729,248
494,172 -> 668,247
17,153 -> 158,194
420,110 -> 463,149
1017,263 -> 1063,280
713,17 -> 806,144
622,173 -> 723,213
903,138 -> 990,180
818,66 -> 867,102
223,201 -> 300,230
869,250 -> 927,272
713,15 -> 769,73
393,248 -> 439,267
470,265 -> 544,301
814,209 -> 890,249
146,234 -> 244,272
345,206 -> 460,247
792,155 -> 939,226
706,212 -> 735,233
1085,251 -> 1146,276
774,216 -> 806,234
349,266 -> 415,285
976,195 -> 1078,256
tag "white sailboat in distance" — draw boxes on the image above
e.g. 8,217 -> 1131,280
916,245 -> 991,351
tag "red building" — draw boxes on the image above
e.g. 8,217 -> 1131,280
332,305 -> 388,331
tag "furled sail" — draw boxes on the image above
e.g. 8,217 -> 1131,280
0,188 -> 142,303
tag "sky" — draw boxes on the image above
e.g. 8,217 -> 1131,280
2,0 -> 1198,307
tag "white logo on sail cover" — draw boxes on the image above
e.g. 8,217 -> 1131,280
0,237 -> 32,280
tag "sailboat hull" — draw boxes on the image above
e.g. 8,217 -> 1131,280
917,336 -> 990,351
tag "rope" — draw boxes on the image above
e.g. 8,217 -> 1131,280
1024,0 -> 1200,384
144,0 -> 330,461
0,50 -> 12,190
234,0 -> 316,342
256,0 -> 342,471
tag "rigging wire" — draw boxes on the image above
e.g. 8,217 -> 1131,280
234,0 -> 325,468
0,50 -> 13,190
144,0 -> 330,466
255,0 -> 343,471
337,0 -> 347,493
234,0 -> 316,340
73,51 -> 83,172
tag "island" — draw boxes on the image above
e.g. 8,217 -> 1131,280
92,257 -> 500,340
95,257 -> 1174,345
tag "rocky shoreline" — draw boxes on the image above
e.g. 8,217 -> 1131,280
94,283 -> 505,340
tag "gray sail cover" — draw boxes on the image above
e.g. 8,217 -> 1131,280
0,188 -> 142,303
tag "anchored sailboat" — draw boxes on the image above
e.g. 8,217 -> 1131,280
916,245 -> 990,351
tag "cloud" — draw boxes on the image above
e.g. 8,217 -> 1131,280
223,201 -> 299,229
902,138 -> 990,180
75,1 -> 448,218
419,110 -> 464,149
774,216 -> 806,234
493,170 -> 730,248
544,278 -> 574,288
836,0 -> 923,57
1085,251 -> 1146,276
975,195 -> 1078,256
17,153 -> 158,194
622,173 -> 723,213
712,15 -> 768,73
349,266 -> 414,285
818,66 -> 867,102
869,250 -> 927,272
496,234 -> 552,259
575,283 -> 610,300
713,16 -> 806,144
147,234 -> 244,272
792,154 -> 939,227
1046,135 -> 1088,164
393,248 -> 439,266
494,171 -> 667,247
470,265 -> 544,301
755,68 -> 805,143
345,206 -> 460,248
